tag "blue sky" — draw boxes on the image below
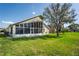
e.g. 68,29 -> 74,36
0,3 -> 79,28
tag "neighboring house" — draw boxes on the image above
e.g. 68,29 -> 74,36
68,24 -> 79,32
6,15 -> 49,38
0,28 -> 5,34
0,28 -> 3,31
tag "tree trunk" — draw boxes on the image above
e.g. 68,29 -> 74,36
56,25 -> 59,37
56,29 -> 59,37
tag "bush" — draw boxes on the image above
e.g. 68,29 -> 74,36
0,34 -> 7,37
61,28 -> 69,33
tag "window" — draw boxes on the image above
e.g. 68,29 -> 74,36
30,23 -> 33,27
16,24 -> 19,27
19,28 -> 23,34
39,22 -> 41,28
38,28 -> 42,33
16,28 -> 23,34
34,28 -> 38,33
31,28 -> 33,33
33,22 -> 38,28
33,22 -> 43,28
28,23 -> 31,28
24,23 -> 28,27
24,28 -> 30,34
20,24 -> 23,27
38,22 -> 43,28
16,28 -> 20,34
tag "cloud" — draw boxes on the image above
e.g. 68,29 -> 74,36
1,20 -> 14,24
32,12 -> 36,15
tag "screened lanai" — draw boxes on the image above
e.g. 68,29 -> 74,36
7,15 -> 49,37
15,22 -> 43,34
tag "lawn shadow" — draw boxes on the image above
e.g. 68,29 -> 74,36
39,34 -> 63,40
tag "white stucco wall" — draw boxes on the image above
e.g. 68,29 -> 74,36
18,17 -> 42,24
12,25 -> 16,36
43,24 -> 49,34
12,33 -> 46,38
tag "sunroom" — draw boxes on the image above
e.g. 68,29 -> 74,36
7,15 -> 49,37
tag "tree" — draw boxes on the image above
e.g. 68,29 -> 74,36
43,3 -> 77,37
68,23 -> 79,32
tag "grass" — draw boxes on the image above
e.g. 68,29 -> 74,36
0,32 -> 79,56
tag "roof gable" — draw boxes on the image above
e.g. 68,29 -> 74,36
8,15 -> 43,27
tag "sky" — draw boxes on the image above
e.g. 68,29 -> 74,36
0,3 -> 79,28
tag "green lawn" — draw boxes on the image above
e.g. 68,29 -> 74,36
0,32 -> 79,56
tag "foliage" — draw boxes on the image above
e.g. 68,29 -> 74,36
43,3 -> 77,37
68,23 -> 79,32
61,28 -> 69,33
0,34 -> 7,37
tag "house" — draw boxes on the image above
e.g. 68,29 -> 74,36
6,15 -> 49,38
68,23 -> 79,32
0,28 -> 5,34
